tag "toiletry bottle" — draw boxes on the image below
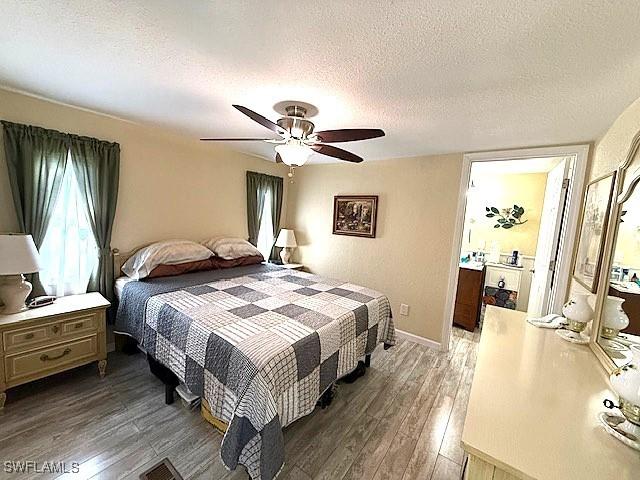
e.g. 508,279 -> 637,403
622,268 -> 630,282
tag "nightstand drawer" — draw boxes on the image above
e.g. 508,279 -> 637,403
61,313 -> 98,337
5,335 -> 98,383
3,323 -> 60,352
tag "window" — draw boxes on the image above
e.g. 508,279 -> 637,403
256,190 -> 274,261
39,155 -> 97,296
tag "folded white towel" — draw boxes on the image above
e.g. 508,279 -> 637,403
529,313 -> 558,323
527,314 -> 567,329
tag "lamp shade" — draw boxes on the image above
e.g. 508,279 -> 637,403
0,234 -> 42,274
274,143 -> 312,167
275,229 -> 297,248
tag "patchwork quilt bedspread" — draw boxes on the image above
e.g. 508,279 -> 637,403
116,264 -> 395,480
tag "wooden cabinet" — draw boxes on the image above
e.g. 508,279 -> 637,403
0,293 -> 110,409
453,266 -> 486,331
464,454 -> 519,480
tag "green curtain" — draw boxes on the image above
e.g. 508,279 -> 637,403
246,171 -> 284,261
1,121 -> 69,295
246,171 -> 267,246
269,175 -> 283,261
69,135 -> 120,303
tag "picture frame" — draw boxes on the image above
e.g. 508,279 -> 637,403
333,195 -> 378,238
572,172 -> 617,293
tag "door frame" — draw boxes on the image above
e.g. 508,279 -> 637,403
441,144 -> 590,351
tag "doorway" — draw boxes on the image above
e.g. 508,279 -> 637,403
442,146 -> 589,348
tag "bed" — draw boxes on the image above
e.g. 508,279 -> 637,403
113,246 -> 396,480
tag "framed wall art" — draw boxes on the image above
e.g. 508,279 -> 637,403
573,172 -> 617,292
333,195 -> 378,238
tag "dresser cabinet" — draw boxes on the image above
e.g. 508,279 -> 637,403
453,266 -> 486,331
461,307 -> 639,479
0,292 -> 110,409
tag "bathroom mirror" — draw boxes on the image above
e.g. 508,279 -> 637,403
591,130 -> 640,371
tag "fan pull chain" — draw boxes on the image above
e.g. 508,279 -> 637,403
288,166 -> 296,183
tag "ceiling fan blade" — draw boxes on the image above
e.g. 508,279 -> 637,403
314,128 -> 385,143
233,105 -> 287,135
275,152 -> 283,163
200,138 -> 276,141
310,144 -> 363,163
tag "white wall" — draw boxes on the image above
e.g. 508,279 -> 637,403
286,154 -> 463,343
0,88 -> 289,249
568,96 -> 640,307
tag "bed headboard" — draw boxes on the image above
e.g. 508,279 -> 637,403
112,236 -> 247,278
112,244 -> 152,277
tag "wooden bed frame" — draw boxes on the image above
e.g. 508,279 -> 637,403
111,244 -> 370,412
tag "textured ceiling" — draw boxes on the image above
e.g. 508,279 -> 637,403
1,1 -> 640,163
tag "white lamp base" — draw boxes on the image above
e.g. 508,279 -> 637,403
0,274 -> 32,314
280,248 -> 292,265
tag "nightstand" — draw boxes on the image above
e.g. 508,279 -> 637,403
0,292 -> 110,409
280,263 -> 304,271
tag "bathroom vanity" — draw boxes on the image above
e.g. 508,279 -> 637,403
454,263 -> 486,331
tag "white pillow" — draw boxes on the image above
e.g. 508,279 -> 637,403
122,240 -> 213,280
201,236 -> 263,260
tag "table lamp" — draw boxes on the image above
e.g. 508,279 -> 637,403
275,229 -> 297,264
0,234 -> 42,314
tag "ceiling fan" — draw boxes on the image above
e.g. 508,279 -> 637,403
200,103 -> 385,167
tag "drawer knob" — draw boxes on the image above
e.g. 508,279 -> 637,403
74,322 -> 83,329
40,348 -> 71,362
52,325 -> 60,334
24,333 -> 35,340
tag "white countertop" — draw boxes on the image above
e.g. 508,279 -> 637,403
461,306 -> 639,480
459,261 -> 485,271
485,261 -> 524,271
0,292 -> 110,326
459,261 -> 526,272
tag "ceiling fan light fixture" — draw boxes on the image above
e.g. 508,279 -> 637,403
201,103 -> 384,164
275,142 -> 312,166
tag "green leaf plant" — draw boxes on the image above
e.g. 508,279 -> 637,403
485,205 -> 527,229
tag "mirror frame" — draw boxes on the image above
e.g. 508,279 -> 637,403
589,129 -> 640,373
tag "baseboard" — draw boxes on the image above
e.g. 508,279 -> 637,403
395,329 -> 442,351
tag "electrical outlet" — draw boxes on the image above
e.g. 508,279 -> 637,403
400,304 -> 410,316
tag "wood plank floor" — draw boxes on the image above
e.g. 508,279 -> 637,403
0,327 -> 479,480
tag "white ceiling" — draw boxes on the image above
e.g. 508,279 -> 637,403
2,1 -> 640,163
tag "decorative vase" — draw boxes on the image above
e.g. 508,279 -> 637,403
601,296 -> 630,339
608,345 -> 640,438
562,294 -> 594,333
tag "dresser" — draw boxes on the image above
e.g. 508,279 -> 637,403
453,264 -> 486,331
0,292 -> 110,409
462,306 -> 639,479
